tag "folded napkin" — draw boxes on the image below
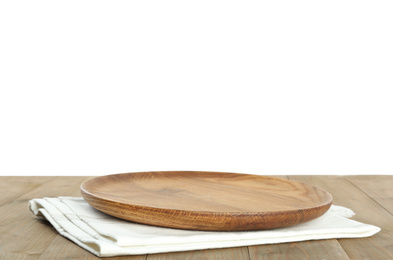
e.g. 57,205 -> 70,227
29,197 -> 380,257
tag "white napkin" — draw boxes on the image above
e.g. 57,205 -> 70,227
29,197 -> 380,257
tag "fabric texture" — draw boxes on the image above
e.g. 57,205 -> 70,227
29,197 -> 380,257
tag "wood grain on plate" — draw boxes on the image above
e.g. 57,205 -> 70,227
80,171 -> 332,231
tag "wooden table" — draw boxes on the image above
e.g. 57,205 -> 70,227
1,175 -> 392,259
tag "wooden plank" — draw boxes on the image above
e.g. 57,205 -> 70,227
2,176 -> 55,182
249,239 -> 349,260
0,176 -> 92,260
346,175 -> 393,214
0,253 -> 36,260
37,235 -> 146,260
0,176 -> 54,206
288,175 -> 393,259
147,247 -> 250,260
0,176 -> 89,226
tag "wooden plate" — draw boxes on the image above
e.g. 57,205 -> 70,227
81,171 -> 333,231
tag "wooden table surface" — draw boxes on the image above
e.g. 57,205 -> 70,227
1,175 -> 392,259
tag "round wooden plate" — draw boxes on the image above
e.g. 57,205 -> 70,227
81,171 -> 333,231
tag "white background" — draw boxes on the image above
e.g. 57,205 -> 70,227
1,1 -> 392,176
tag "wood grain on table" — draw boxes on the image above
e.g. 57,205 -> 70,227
1,176 -> 392,260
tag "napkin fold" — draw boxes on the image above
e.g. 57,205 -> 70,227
29,197 -> 380,257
